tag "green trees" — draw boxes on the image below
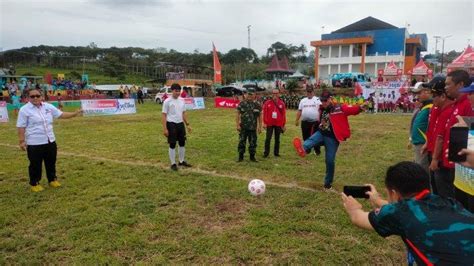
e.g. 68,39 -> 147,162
1,41 -> 313,83
266,42 -> 308,63
101,54 -> 126,80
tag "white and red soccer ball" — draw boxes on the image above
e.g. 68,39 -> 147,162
248,179 -> 266,196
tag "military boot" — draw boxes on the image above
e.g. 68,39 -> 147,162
237,153 -> 244,162
250,154 -> 258,162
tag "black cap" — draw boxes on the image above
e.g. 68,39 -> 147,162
171,83 -> 181,91
320,91 -> 332,101
422,76 -> 446,96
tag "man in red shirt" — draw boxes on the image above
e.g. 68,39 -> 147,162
263,89 -> 286,157
422,78 -> 454,197
438,70 -> 473,199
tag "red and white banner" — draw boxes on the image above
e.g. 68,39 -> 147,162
81,99 -> 136,116
214,97 -> 240,108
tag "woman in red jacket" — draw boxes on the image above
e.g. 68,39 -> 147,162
294,94 -> 364,189
263,89 -> 286,157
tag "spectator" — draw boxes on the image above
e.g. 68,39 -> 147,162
420,77 -> 454,197
262,89 -> 286,158
124,85 -> 130,98
131,85 -> 137,100
295,88 -> 322,155
181,87 -> 188,98
57,92 -> 63,111
11,91 -> 21,116
409,82 -> 433,173
137,87 -> 144,104
452,82 -> 474,212
438,70 -> 473,203
119,85 -> 124,99
341,161 -> 474,265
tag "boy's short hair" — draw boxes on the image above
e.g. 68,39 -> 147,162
171,83 -> 181,91
385,161 -> 430,197
447,69 -> 470,87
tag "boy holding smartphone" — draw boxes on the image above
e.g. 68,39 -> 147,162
341,161 -> 474,265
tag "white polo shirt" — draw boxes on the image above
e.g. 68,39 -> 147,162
298,96 -> 321,122
16,102 -> 63,145
162,97 -> 185,123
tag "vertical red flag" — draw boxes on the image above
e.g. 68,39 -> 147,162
354,82 -> 363,96
212,42 -> 222,84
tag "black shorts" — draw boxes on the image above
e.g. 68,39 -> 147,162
167,122 -> 186,144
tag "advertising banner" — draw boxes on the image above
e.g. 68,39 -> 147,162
81,99 -> 136,116
183,97 -> 206,110
193,97 -> 205,110
166,72 -> 185,80
184,97 -> 195,110
454,128 -> 474,195
0,101 -> 9,123
362,88 -> 402,100
214,97 -> 240,108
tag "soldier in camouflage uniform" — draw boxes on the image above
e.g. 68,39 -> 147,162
236,88 -> 262,162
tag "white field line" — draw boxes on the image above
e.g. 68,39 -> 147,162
1,143 -> 326,193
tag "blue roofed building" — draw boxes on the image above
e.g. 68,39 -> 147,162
310,16 -> 427,79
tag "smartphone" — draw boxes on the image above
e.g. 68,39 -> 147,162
448,127 -> 468,162
343,186 -> 371,199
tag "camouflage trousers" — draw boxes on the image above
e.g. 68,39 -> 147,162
238,130 -> 257,155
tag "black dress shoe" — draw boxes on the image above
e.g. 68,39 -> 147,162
178,161 -> 192,167
171,164 -> 178,171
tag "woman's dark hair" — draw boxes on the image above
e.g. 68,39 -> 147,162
385,161 -> 430,197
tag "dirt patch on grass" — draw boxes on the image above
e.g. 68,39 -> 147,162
195,199 -> 249,233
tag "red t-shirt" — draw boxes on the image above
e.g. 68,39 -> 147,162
431,103 -> 454,159
426,106 -> 440,153
441,95 -> 473,168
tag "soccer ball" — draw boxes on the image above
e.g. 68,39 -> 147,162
248,179 -> 266,196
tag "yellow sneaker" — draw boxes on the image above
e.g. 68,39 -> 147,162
31,185 -> 45,192
49,180 -> 61,188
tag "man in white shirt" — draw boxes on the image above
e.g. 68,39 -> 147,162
295,88 -> 322,155
17,88 -> 82,192
162,83 -> 192,171
374,91 -> 379,113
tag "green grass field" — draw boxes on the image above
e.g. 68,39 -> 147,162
0,100 -> 413,264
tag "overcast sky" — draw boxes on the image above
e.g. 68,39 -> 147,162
1,0 -> 473,56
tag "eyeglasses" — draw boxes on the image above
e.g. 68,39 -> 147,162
29,95 -> 41,98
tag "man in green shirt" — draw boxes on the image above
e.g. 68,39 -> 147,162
236,88 -> 262,162
409,83 -> 433,173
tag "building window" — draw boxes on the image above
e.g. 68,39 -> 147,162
406,44 -> 414,56
352,44 -> 362,56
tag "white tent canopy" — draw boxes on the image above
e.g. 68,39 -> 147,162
287,71 -> 307,79
94,84 -> 133,91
